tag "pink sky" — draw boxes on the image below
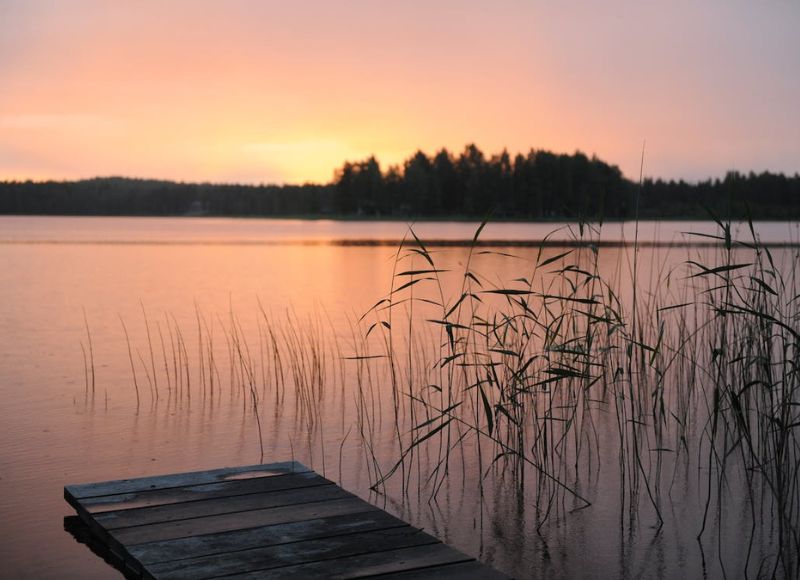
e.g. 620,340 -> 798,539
1,1 -> 798,184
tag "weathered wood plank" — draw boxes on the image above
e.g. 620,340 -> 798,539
218,543 -> 473,579
80,471 -> 330,513
65,462 -> 511,579
373,560 -> 511,579
111,497 -> 378,545
66,461 -> 309,499
128,510 -> 408,565
97,484 -> 348,529
146,527 -> 439,579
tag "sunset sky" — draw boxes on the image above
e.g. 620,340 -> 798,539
1,1 -> 798,184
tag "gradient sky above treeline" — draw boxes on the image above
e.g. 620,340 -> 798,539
1,1 -> 798,185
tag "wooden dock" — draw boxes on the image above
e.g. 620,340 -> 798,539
65,461 -> 509,579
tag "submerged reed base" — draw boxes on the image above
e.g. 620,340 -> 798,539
97,220 -> 800,578
356,220 -> 800,578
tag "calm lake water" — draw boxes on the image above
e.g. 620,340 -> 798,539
1,216 -> 798,579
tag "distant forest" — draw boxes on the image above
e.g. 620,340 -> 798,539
2,145 -> 799,220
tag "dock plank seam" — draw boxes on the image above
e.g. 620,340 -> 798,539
65,461 -> 511,579
137,522 -> 413,566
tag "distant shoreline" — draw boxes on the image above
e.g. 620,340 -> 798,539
3,237 -> 798,249
1,212 -> 799,223
3,150 -> 800,221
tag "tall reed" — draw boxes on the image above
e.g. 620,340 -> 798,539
357,219 -> 799,576
102,220 -> 799,577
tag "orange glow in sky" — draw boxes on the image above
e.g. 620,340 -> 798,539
1,1 -> 798,184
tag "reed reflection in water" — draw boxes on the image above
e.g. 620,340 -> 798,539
1,217 -> 799,578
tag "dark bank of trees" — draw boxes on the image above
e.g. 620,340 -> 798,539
638,171 -> 800,219
1,145 -> 799,220
334,145 -> 629,219
0,177 -> 333,216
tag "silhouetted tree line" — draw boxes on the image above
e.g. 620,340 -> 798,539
1,146 -> 799,219
334,146 -> 628,218
638,171 -> 800,219
0,177 -> 333,216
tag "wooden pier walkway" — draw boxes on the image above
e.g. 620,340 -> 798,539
65,461 -> 509,579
